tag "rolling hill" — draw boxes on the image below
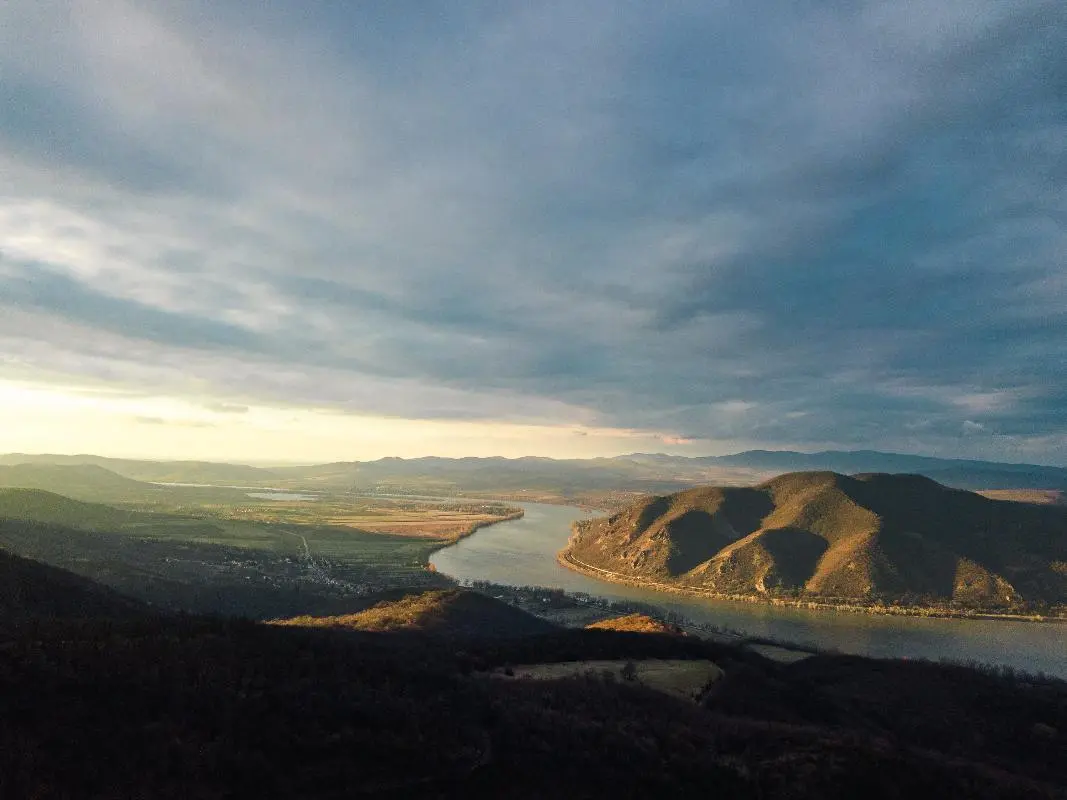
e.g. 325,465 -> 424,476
0,463 -> 169,503
0,453 -> 278,485
271,588 -> 559,638
0,463 -> 260,506
564,472 -> 1067,612
0,488 -> 144,529
0,546 -> 145,618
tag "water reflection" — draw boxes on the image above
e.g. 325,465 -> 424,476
431,502 -> 1067,677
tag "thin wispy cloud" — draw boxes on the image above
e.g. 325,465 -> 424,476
1,1 -> 1064,462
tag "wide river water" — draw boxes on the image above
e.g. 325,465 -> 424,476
431,501 -> 1067,678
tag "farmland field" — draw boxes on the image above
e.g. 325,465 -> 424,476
0,487 -> 520,618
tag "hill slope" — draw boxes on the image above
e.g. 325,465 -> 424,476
271,588 -> 559,638
0,454 -> 278,485
564,472 -> 1067,612
2,611 -> 1065,798
0,464 -> 168,503
0,488 -> 144,529
0,547 -> 145,618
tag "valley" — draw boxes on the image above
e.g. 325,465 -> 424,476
3,451 -> 1067,796
0,483 -> 519,618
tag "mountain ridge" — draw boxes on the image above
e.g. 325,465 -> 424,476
563,471 -> 1067,614
4,449 -> 1065,496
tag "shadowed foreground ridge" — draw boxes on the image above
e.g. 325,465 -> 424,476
0,546 -> 145,619
1,554 -> 1066,798
565,471 -> 1067,613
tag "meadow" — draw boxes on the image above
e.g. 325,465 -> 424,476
0,487 -> 520,618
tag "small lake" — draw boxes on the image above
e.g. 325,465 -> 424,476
246,491 -> 319,501
431,502 -> 1067,678
151,482 -> 320,502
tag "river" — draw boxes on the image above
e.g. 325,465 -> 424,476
431,501 -> 1067,678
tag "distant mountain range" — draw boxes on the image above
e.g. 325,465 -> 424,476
2,450 -> 1066,502
701,450 -> 1067,492
0,455 -> 273,486
563,472 -> 1067,613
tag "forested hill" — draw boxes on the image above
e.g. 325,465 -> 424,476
565,471 -> 1067,612
0,546 -> 145,618
271,588 -> 559,638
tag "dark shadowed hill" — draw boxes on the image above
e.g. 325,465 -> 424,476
0,547 -> 145,618
565,472 -> 1067,612
2,552 -> 1066,797
271,588 -> 559,638
2,611 -> 1065,798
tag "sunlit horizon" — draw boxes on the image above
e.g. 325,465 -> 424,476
0,378 -> 765,464
1,2 -> 1063,466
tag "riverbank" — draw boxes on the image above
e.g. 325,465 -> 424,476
558,547 -> 1067,624
455,509 -> 525,541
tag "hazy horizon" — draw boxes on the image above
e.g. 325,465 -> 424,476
3,443 -> 1067,471
2,2 -> 1064,465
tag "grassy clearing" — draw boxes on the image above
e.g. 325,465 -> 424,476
215,497 -> 522,540
270,588 -> 558,637
497,658 -> 723,701
586,613 -> 687,635
977,489 -> 1064,505
744,643 -> 815,664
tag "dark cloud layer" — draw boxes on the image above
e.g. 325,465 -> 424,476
1,1 -> 1065,462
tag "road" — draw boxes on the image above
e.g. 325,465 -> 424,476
277,527 -> 333,585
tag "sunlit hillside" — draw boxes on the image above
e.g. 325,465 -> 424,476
566,472 -> 1067,613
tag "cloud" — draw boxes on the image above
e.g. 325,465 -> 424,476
662,435 -> 696,446
204,403 -> 249,414
1,1 -> 1065,463
134,415 -> 214,428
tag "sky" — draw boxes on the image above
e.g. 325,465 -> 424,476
1,1 -> 1065,464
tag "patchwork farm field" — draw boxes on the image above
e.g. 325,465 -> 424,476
0,487 -> 521,618
219,497 -> 523,539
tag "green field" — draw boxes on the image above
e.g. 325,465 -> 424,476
0,486 -> 519,618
